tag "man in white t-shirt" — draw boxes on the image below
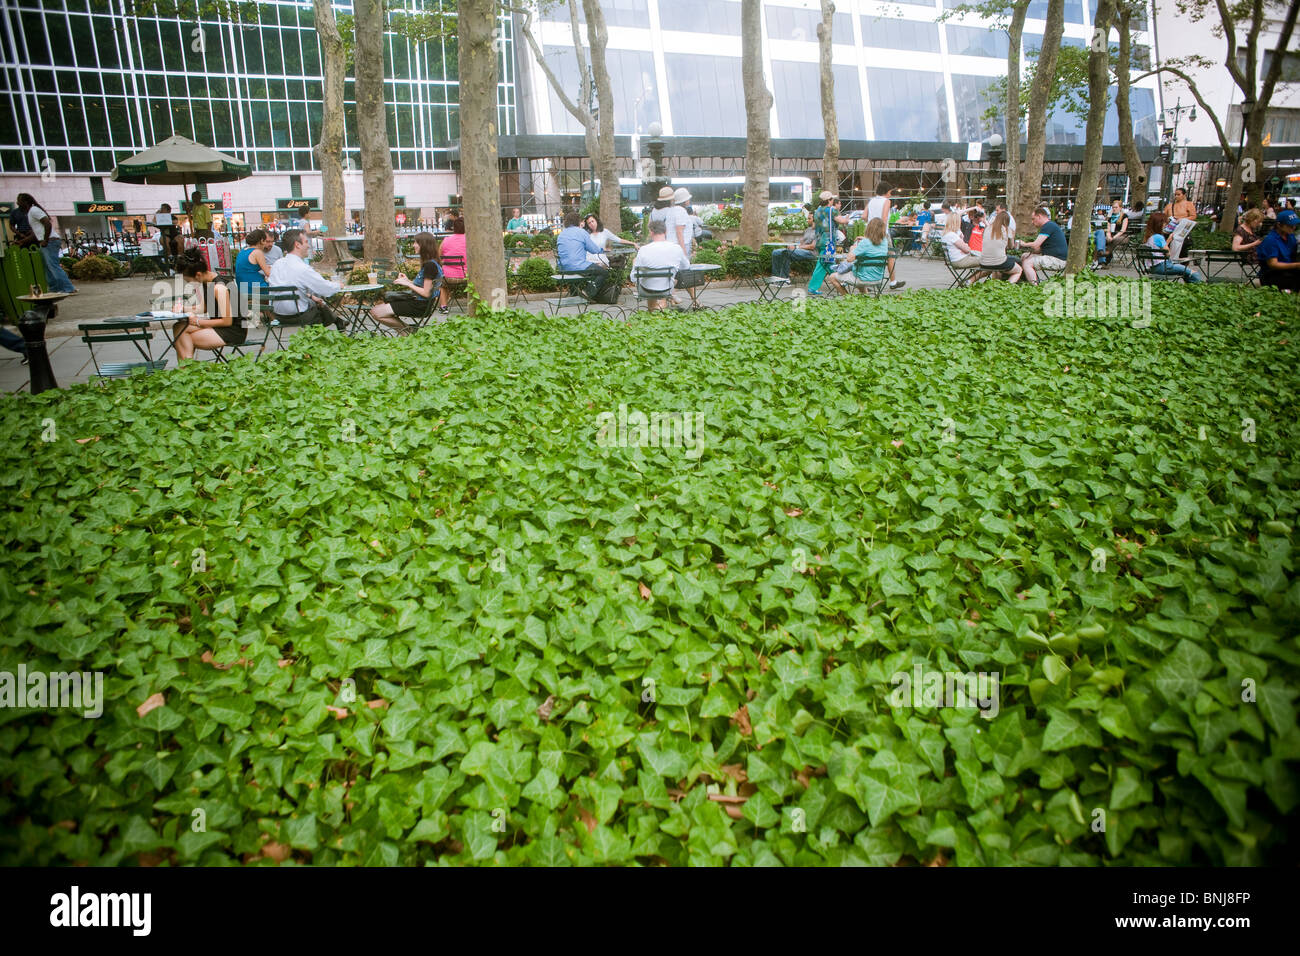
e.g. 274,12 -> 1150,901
631,220 -> 691,311
16,193 -> 77,293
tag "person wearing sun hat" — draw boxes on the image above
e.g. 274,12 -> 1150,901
670,186 -> 705,305
1258,208 -> 1299,291
670,187 -> 694,257
648,185 -> 676,237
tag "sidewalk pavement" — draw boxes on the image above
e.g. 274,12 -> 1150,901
2,255 -> 1147,394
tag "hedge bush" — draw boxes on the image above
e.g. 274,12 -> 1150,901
510,256 -> 557,293
67,255 -> 127,281
722,244 -> 770,279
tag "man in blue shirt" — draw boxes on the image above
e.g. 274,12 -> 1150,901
556,211 -> 613,301
1258,209 -> 1299,291
1017,206 -> 1068,284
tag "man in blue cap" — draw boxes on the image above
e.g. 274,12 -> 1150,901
1258,209 -> 1299,291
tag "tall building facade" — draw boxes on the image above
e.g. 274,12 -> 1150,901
523,0 -> 1161,148
0,0 -> 1219,228
1150,3 -> 1299,149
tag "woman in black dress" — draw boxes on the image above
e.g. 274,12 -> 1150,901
172,249 -> 245,360
370,232 -> 442,333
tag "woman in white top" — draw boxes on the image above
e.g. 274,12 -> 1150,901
648,186 -> 674,236
583,214 -> 621,265
866,184 -> 892,223
977,211 -> 1023,282
670,187 -> 694,257
940,213 -> 980,267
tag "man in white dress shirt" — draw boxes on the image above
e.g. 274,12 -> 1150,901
267,229 -> 345,328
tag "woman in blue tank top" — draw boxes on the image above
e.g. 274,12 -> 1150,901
234,228 -> 273,293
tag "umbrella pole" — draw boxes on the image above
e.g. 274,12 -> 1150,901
176,180 -> 187,270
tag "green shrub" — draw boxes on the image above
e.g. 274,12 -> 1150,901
505,238 -> 533,261
511,256 -> 557,293
528,232 -> 556,252
691,249 -> 723,269
1185,227 -> 1233,252
723,244 -> 769,278
768,212 -> 809,233
67,254 -> 124,281
696,239 -> 722,254
704,206 -> 743,230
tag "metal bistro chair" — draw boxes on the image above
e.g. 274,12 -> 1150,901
259,285 -> 303,350
506,245 -> 532,306
1102,231 -> 1134,269
942,255 -> 981,289
440,255 -> 468,312
631,267 -> 680,313
844,253 -> 897,298
547,272 -> 596,315
733,250 -> 789,302
220,283 -> 272,361
79,320 -> 168,381
1133,247 -> 1189,282
376,273 -> 444,334
918,234 -> 945,261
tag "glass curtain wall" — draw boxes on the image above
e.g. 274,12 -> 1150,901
0,0 -> 514,175
523,0 -> 1158,147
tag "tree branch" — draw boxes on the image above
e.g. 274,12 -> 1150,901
1213,0 -> 1250,93
512,4 -> 591,126
1257,0 -> 1300,111
1132,65 -> 1235,157
568,0 -> 593,115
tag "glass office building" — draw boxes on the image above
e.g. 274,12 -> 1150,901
528,0 -> 1159,147
0,0 -> 512,223
2,0 -> 1161,220
0,0 -> 518,176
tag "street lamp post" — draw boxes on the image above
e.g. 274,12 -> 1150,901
1238,94 -> 1254,209
642,121 -> 669,206
984,132 -> 1004,209
1159,97 -> 1197,208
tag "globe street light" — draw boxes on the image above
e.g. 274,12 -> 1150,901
642,121 -> 669,207
985,132 -> 1005,208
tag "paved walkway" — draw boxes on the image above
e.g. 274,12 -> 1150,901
3,254 -> 1149,394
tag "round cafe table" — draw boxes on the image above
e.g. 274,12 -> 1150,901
680,263 -> 722,310
332,284 -> 386,334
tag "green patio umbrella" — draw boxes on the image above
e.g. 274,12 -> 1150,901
111,133 -> 250,185
110,134 -> 251,208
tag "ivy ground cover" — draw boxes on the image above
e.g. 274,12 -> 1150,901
2,281 -> 1298,865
